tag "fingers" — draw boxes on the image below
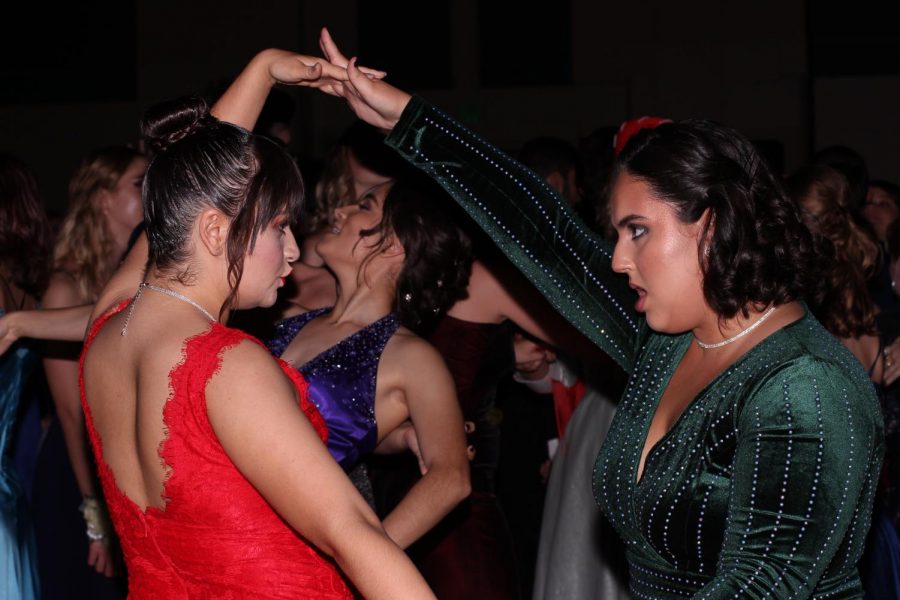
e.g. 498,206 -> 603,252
345,57 -> 367,96
320,27 -> 349,66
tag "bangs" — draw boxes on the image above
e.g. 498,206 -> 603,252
245,138 -> 304,250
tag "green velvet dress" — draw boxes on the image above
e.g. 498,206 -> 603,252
385,96 -> 885,599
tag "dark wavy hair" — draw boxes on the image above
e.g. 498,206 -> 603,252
0,153 -> 51,298
141,96 -> 304,315
787,165 -> 878,338
359,174 -> 473,331
616,119 -> 819,319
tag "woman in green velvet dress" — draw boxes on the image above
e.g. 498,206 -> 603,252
309,29 -> 884,599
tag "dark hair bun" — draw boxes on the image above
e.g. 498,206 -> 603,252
141,96 -> 214,152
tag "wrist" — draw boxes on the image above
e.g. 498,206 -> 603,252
80,495 -> 111,544
252,48 -> 286,86
5,311 -> 22,340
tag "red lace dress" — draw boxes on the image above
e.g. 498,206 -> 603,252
80,303 -> 352,599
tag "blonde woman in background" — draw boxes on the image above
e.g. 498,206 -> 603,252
35,146 -> 146,599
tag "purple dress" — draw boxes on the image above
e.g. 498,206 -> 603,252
267,308 -> 401,470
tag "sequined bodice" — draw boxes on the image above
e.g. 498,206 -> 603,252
268,308 -> 401,470
387,97 -> 885,599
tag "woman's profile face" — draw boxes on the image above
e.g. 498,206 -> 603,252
237,211 -> 299,309
610,172 -> 708,333
104,156 -> 148,248
317,181 -> 397,268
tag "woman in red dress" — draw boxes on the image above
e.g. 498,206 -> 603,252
78,84 -> 434,597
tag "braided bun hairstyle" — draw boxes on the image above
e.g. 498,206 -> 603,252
141,96 -> 304,313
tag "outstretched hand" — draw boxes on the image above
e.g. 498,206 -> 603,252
318,28 -> 412,131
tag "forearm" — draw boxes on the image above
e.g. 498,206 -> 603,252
385,97 -> 640,371
45,357 -> 98,497
374,422 -> 413,454
332,520 -> 435,599
210,49 -> 278,129
381,463 -> 470,549
5,305 -> 92,343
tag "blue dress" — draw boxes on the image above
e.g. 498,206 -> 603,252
267,308 -> 401,470
0,308 -> 39,599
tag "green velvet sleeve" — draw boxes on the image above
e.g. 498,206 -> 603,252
695,359 -> 883,599
385,96 -> 641,372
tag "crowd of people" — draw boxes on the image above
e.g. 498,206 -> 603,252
0,28 -> 895,599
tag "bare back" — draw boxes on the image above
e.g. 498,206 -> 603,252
82,297 -> 215,512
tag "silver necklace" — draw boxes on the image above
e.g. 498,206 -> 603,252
694,305 -> 777,349
121,282 -> 217,336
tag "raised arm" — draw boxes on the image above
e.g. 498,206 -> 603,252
322,30 -> 640,371
210,46 -> 385,131
208,341 -> 434,599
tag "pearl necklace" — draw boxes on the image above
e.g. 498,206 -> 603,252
694,305 -> 777,349
121,283 -> 217,336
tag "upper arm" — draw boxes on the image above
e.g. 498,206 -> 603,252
698,363 -> 883,598
388,338 -> 468,471
209,49 -> 274,130
42,274 -> 84,412
206,341 -> 379,555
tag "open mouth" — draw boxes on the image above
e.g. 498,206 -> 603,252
630,283 -> 647,312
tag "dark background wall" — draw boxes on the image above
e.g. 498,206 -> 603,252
1,1 -> 898,212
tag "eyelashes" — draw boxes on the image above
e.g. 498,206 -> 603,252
629,224 -> 647,240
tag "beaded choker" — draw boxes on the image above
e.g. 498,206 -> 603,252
694,305 -> 777,350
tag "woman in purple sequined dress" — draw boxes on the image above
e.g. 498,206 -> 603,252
268,175 -> 474,549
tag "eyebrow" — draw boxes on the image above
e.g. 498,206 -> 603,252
615,214 -> 646,229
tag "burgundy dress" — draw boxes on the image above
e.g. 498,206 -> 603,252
369,314 -> 521,599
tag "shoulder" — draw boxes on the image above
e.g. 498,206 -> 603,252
739,327 -> 882,440
382,327 -> 453,386
386,327 -> 442,363
43,270 -> 81,308
207,333 -> 296,403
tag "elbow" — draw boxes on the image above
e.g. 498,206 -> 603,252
454,469 -> 472,504
438,464 -> 471,506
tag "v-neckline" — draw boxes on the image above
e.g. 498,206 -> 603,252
633,308 -> 809,487
285,308 -> 397,371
